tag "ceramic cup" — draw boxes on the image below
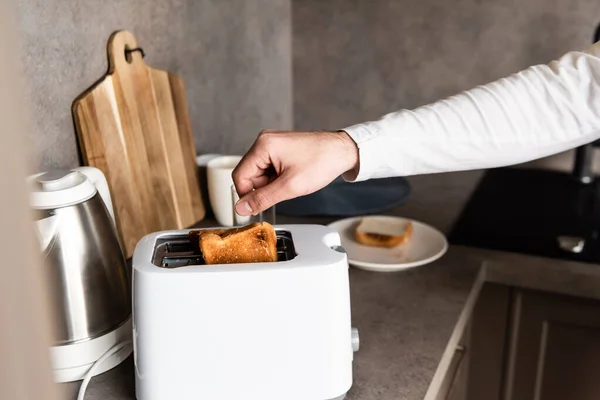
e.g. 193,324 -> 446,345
196,153 -> 222,216
207,155 -> 250,227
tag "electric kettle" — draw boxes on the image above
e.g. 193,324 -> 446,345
28,166 -> 132,383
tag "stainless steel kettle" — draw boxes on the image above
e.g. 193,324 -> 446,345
29,167 -> 130,346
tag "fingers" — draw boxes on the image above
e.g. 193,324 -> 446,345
232,151 -> 262,197
249,175 -> 271,190
235,176 -> 294,216
232,131 -> 276,196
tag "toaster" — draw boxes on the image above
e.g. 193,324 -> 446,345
132,224 -> 359,400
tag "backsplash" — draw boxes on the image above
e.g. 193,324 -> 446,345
13,0 -> 600,173
15,0 -> 292,171
292,0 -> 599,130
291,0 -> 600,173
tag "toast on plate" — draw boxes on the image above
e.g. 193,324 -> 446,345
354,218 -> 413,248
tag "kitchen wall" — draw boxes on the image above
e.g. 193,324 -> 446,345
292,0 -> 599,145
15,0 -> 292,171
15,0 -> 600,173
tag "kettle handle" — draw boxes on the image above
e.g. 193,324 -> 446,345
74,167 -> 116,223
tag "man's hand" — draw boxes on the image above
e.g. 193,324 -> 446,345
232,130 -> 359,216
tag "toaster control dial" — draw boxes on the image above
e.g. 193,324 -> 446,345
351,327 -> 360,352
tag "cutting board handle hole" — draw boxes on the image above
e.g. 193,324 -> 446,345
124,46 -> 145,64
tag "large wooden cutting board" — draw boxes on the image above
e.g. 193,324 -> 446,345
73,30 -> 205,258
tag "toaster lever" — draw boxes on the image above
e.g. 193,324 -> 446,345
351,327 -> 360,352
331,245 -> 347,254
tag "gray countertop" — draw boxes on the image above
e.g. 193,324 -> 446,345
61,170 -> 600,400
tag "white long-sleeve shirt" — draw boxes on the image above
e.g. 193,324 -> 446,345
343,41 -> 600,182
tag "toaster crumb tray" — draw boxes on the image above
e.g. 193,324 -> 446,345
152,230 -> 297,268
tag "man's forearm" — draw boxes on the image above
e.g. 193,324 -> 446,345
343,41 -> 600,181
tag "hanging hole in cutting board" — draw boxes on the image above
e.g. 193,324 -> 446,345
124,46 -> 145,64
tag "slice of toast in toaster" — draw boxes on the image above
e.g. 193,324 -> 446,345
189,222 -> 278,265
188,228 -> 226,253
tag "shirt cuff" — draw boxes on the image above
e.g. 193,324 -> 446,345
341,123 -> 384,182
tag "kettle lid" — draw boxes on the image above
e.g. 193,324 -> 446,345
29,170 -> 97,209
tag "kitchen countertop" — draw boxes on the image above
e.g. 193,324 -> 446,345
61,170 -> 600,400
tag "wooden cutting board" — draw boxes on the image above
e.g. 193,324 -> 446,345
73,30 -> 205,258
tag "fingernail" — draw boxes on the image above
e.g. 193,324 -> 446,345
237,201 -> 253,215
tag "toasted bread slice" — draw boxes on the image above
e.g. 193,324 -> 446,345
188,228 -> 227,253
189,222 -> 278,265
354,218 -> 413,248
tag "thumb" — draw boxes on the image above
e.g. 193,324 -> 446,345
235,177 -> 292,216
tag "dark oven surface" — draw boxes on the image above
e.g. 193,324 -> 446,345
152,230 -> 297,268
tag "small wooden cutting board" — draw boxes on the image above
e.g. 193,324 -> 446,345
73,30 -> 205,258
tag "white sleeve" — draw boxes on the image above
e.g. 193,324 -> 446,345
342,41 -> 600,181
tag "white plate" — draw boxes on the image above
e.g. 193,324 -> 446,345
327,216 -> 448,272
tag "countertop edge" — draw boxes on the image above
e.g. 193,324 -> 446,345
423,266 -> 486,400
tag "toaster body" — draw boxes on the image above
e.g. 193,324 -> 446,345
132,224 -> 358,400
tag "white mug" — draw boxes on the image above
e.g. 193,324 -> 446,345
207,155 -> 250,227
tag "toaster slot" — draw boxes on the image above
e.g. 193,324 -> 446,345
152,230 -> 297,268
162,255 -> 205,268
275,233 -> 296,262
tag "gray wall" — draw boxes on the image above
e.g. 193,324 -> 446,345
15,0 -> 292,171
15,0 -> 600,172
292,0 -> 600,131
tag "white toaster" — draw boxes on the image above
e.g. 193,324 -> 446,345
132,224 -> 359,400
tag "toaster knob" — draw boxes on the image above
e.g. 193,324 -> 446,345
351,327 -> 360,352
